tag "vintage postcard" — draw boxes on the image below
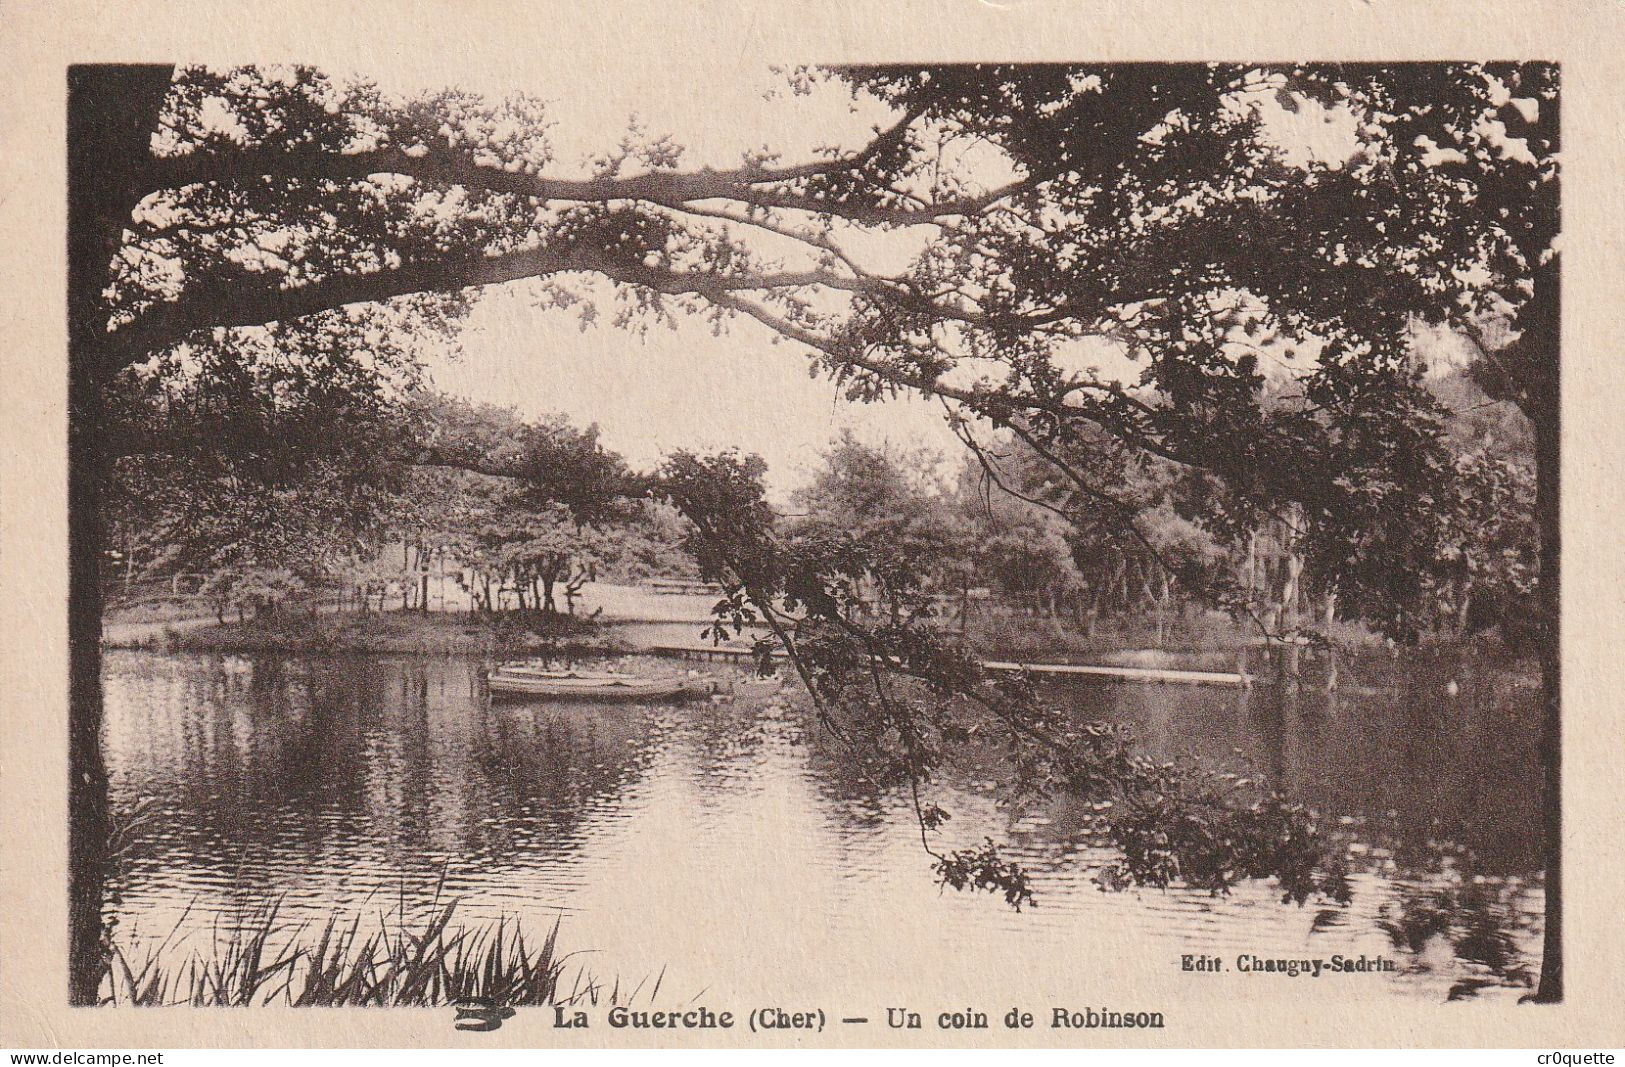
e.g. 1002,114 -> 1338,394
2,0 -> 1623,1052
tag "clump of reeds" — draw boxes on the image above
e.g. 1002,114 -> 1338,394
101,897 -> 616,1008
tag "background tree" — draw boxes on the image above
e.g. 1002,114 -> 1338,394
787,431 -> 971,620
1425,367 -> 1539,639
386,397 -> 639,614
103,310 -> 438,607
954,428 -> 1233,630
952,444 -> 1085,619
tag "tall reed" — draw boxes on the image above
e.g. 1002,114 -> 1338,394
101,897 -> 612,1008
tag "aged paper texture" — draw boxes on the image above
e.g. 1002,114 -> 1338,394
2,0 -> 1623,1049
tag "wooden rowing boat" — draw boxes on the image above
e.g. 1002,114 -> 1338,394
486,665 -> 711,701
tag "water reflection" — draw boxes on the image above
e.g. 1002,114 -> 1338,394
101,648 -> 1543,1004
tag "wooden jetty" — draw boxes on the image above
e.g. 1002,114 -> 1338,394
646,578 -> 720,596
653,643 -> 777,662
648,643 -> 1246,688
978,660 -> 1246,688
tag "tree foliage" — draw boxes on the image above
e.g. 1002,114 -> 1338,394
655,449 -> 1348,908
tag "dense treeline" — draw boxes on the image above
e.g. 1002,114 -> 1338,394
107,348 -> 1534,651
105,358 -> 685,621
783,364 -> 1534,650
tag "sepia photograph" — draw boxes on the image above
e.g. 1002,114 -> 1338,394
5,2 -> 1624,1052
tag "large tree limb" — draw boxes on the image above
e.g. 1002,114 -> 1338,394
107,242 -> 870,365
130,103 -> 1018,228
108,215 -> 1085,367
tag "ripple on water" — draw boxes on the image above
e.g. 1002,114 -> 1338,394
101,649 -> 1544,1003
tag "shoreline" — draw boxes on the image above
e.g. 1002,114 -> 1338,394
101,607 -> 1538,689
103,609 -> 637,657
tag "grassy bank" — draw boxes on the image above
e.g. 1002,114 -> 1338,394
955,611 -> 1261,664
949,610 -> 1538,683
103,898 -> 629,1008
109,608 -> 628,657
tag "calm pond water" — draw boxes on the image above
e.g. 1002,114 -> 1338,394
101,640 -> 1545,1006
